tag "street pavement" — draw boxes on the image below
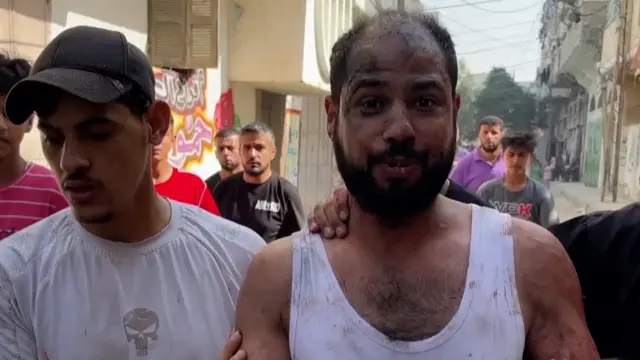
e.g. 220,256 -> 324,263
550,181 -> 634,222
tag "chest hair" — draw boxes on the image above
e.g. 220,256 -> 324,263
336,264 -> 468,342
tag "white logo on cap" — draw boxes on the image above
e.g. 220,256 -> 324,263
112,80 -> 124,90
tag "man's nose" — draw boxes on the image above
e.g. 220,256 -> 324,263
383,103 -> 416,143
60,140 -> 90,174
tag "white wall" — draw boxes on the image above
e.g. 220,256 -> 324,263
50,0 -> 148,50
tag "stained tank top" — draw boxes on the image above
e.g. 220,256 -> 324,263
289,204 -> 526,359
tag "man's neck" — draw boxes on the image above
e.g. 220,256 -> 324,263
152,161 -> 174,184
243,168 -> 272,184
503,174 -> 528,191
348,196 -> 449,257
82,175 -> 172,243
0,155 -> 27,187
479,148 -> 499,163
220,167 -> 241,180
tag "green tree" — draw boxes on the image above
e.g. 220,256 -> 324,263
456,61 -> 478,141
472,67 -> 538,132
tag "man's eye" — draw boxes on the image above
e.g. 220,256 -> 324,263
416,98 -> 435,109
42,135 -> 63,146
359,99 -> 384,114
87,132 -> 111,141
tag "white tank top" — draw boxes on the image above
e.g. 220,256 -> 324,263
289,204 -> 526,359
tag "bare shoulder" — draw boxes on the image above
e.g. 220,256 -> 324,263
511,218 -> 599,358
512,218 -> 573,314
235,236 -> 295,359
243,236 -> 294,293
236,236 -> 295,324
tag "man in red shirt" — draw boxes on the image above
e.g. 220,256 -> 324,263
152,117 -> 220,215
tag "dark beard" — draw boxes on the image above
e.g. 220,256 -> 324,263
333,136 -> 455,224
481,143 -> 498,153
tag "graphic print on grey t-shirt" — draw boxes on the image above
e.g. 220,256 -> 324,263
476,177 -> 559,228
123,308 -> 160,357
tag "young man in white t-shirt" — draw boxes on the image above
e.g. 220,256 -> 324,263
0,25 -> 265,359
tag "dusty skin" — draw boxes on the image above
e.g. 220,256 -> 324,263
227,194 -> 599,360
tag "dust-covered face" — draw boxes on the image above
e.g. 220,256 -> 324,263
326,20 -> 459,222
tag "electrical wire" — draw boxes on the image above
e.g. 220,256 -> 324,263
458,41 -> 536,55
458,0 -> 543,14
454,21 -> 536,36
455,32 -> 534,46
424,0 -> 511,11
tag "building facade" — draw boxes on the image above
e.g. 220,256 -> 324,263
3,0 -> 417,212
536,0 -> 608,185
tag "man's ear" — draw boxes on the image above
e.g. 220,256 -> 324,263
325,96 -> 338,141
24,114 -> 34,133
147,100 -> 172,146
270,142 -> 277,161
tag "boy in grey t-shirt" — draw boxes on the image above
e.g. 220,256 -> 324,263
477,132 -> 560,228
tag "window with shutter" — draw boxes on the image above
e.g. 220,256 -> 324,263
148,0 -> 218,68
187,0 -> 218,68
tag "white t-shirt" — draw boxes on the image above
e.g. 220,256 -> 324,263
0,200 -> 265,359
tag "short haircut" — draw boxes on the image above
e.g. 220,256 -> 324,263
0,53 -> 31,95
501,132 -> 537,153
214,127 -> 240,140
329,10 -> 458,102
240,121 -> 275,144
478,116 -> 504,130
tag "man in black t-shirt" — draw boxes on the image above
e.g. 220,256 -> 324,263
205,128 -> 242,194
214,122 -> 305,243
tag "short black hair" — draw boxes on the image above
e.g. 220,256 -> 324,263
478,116 -> 504,130
241,121 -> 276,144
215,127 -> 240,140
501,132 -> 537,153
0,53 -> 31,95
329,10 -> 458,102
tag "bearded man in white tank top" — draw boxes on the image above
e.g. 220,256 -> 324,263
231,10 -> 598,360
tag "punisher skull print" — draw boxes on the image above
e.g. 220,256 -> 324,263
123,308 -> 160,356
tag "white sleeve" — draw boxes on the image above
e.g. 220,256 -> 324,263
0,267 -> 36,359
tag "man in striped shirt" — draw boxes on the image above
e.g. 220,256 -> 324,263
0,55 -> 67,240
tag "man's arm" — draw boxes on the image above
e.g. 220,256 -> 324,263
536,188 -> 559,228
277,182 -> 305,238
235,239 -> 292,360
514,219 -> 599,359
0,268 -> 37,359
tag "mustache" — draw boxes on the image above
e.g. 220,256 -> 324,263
62,172 -> 100,188
367,140 -> 430,165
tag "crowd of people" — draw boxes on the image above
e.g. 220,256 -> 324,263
0,10 -> 639,360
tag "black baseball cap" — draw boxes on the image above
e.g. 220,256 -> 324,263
5,25 -> 155,125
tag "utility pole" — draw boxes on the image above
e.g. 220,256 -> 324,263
397,0 -> 405,12
610,0 -> 629,202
